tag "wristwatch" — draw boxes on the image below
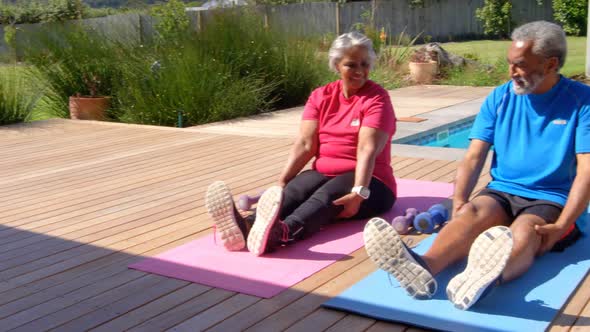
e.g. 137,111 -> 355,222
351,186 -> 371,199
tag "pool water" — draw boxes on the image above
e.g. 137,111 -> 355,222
399,119 -> 474,149
423,127 -> 471,149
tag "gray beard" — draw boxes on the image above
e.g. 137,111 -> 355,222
512,73 -> 544,95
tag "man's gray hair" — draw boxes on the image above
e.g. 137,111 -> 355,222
328,31 -> 376,72
511,21 -> 567,69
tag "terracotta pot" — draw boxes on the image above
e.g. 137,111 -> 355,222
69,96 -> 111,121
409,61 -> 438,84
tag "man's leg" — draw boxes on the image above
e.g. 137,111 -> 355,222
501,214 -> 544,281
422,195 -> 511,275
364,192 -> 511,300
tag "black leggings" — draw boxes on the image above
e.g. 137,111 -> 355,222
279,170 -> 396,240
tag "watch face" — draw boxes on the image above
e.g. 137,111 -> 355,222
353,186 -> 370,199
360,187 -> 370,198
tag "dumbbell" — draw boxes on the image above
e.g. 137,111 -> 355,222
237,191 -> 264,211
391,208 -> 418,235
413,203 -> 449,234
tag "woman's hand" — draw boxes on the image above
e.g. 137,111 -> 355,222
333,193 -> 365,218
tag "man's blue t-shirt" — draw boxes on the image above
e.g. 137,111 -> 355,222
470,76 -> 590,206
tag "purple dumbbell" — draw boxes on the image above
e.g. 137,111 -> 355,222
391,208 -> 418,234
237,191 -> 264,211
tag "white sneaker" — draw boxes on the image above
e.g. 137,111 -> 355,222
205,181 -> 245,251
247,186 -> 284,256
446,225 -> 513,310
364,217 -> 437,299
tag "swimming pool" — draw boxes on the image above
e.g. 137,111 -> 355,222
398,118 -> 474,149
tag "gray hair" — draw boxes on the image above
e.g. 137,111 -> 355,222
328,31 -> 377,72
511,21 -> 567,69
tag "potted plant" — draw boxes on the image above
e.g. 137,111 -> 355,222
69,73 -> 111,121
408,47 -> 438,84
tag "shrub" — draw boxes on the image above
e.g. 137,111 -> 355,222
23,24 -> 127,118
553,0 -> 588,36
439,57 -> 509,86
475,0 -> 513,38
0,66 -> 42,125
115,41 -> 276,126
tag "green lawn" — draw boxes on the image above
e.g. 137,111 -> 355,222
439,37 -> 586,77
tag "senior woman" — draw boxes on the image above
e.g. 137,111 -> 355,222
206,31 -> 397,256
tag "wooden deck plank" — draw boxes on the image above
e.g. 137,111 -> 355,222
324,315 -> 376,332
365,321 -> 407,332
0,134 -> 263,201
127,289 -> 236,331
169,294 -> 261,331
550,273 -> 590,332
243,258 -> 376,331
0,118 -> 585,332
206,248 -> 370,332
89,284 -> 212,332
283,308 -> 346,332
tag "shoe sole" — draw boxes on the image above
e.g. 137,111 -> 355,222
364,218 -> 437,299
247,186 -> 283,256
446,226 -> 513,310
205,181 -> 245,251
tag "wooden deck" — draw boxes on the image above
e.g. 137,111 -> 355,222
0,118 -> 588,332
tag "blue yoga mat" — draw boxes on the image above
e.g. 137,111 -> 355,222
324,210 -> 590,332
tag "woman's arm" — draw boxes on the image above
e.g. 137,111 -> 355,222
354,126 -> 389,188
278,120 -> 319,187
333,126 -> 389,218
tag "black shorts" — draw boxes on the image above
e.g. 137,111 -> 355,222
476,188 -> 581,252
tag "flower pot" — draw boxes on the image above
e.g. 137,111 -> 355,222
409,61 -> 438,84
69,96 -> 111,121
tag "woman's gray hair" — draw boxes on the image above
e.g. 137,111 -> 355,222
511,20 -> 567,69
328,31 -> 376,72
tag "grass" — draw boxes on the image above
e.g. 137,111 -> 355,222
439,37 -> 586,78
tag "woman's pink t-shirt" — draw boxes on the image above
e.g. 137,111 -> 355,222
302,80 -> 397,195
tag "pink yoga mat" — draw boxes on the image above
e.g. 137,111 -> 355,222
129,179 -> 454,298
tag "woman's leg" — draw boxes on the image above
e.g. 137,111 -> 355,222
279,170 -> 330,220
283,171 -> 395,239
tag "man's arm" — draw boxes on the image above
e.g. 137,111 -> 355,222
453,139 -> 492,216
536,153 -> 590,254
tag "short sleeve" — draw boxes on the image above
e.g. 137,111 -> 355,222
361,92 -> 396,135
302,88 -> 321,120
469,87 -> 504,144
576,104 -> 590,153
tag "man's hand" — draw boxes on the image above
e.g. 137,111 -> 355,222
333,193 -> 364,218
535,223 -> 568,255
452,199 -> 468,218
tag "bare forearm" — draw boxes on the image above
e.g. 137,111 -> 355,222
555,174 -> 590,228
354,148 -> 377,187
278,141 -> 315,186
454,154 -> 486,203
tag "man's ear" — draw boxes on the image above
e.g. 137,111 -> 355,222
545,57 -> 560,73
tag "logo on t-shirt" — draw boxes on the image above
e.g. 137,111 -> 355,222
553,119 -> 567,125
350,119 -> 360,127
